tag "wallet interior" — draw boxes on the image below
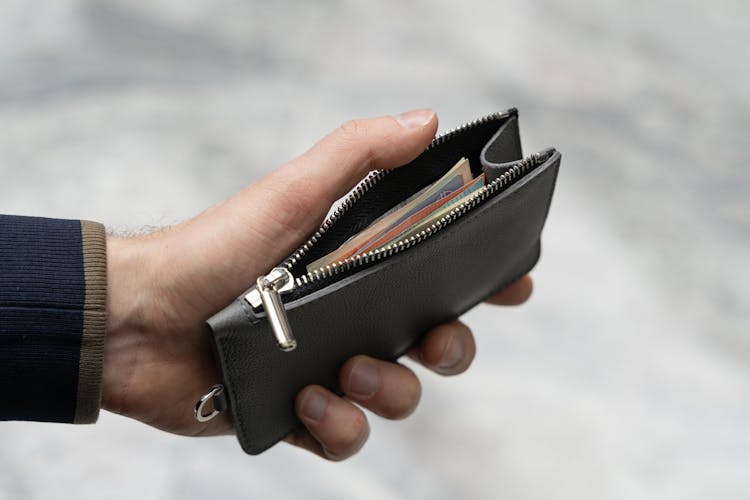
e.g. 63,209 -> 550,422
287,111 -> 525,281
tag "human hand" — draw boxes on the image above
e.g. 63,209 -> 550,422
102,109 -> 533,460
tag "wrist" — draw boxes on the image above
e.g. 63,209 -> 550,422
101,235 -> 152,413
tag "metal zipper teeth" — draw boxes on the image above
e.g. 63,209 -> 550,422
295,150 -> 549,287
282,169 -> 389,269
281,109 -> 514,271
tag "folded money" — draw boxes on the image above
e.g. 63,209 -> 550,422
363,173 -> 485,253
307,158 -> 485,272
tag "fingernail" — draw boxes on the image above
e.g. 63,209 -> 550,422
437,335 -> 464,369
301,389 -> 328,421
348,361 -> 380,398
395,109 -> 435,129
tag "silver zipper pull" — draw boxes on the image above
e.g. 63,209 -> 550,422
244,267 -> 297,351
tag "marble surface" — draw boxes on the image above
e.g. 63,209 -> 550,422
0,1 -> 748,499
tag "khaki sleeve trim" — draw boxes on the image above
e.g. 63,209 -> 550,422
74,220 -> 108,424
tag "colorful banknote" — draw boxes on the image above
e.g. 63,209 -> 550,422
375,173 -> 485,248
306,158 -> 483,272
364,173 -> 485,252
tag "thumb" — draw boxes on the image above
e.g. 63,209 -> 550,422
168,110 -> 438,309
245,109 -> 439,248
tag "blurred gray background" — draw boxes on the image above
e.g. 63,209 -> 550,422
1,0 -> 748,499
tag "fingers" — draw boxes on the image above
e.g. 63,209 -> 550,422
403,276 -> 531,376
407,320 -> 476,375
288,356 -> 422,460
286,274 -> 532,461
403,277 -> 531,377
291,385 -> 370,461
339,355 -> 421,419
485,275 -> 533,306
408,275 -> 533,375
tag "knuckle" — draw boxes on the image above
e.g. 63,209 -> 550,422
337,119 -> 364,139
335,119 -> 378,171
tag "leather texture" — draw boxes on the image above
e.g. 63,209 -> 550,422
207,111 -> 561,455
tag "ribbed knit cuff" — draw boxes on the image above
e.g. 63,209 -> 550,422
0,215 -> 108,424
75,220 -> 107,423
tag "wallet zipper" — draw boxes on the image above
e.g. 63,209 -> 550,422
281,109 -> 517,273
295,148 -> 552,285
245,144 -> 553,352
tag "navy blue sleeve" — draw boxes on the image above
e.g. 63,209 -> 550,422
0,215 -> 107,424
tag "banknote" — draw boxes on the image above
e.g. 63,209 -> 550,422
371,173 -> 485,250
306,157 -> 473,272
357,173 -> 486,254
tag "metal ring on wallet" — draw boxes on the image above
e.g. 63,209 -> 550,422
194,384 -> 225,422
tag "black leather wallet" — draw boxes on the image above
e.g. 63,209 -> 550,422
196,108 -> 561,455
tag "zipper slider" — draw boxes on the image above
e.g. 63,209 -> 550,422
244,267 -> 297,351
